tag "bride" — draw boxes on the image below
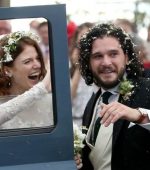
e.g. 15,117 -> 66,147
0,31 -> 53,129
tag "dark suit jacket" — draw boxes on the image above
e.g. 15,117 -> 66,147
81,78 -> 150,170
143,68 -> 150,78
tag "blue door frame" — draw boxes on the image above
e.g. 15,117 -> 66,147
0,5 -> 76,169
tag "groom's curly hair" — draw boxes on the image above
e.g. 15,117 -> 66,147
78,23 -> 143,85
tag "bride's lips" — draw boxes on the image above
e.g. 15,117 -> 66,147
28,71 -> 41,82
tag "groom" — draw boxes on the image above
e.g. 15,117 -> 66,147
78,23 -> 150,170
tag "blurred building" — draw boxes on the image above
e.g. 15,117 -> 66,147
0,0 -> 10,7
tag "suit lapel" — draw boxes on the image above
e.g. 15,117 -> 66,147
83,88 -> 102,130
112,79 -> 141,148
112,95 -> 125,148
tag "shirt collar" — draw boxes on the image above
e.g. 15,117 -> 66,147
97,73 -> 127,95
101,84 -> 120,95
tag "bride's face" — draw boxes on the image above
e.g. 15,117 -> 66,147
5,45 -> 42,94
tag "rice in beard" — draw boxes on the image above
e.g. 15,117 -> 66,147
92,66 -> 126,89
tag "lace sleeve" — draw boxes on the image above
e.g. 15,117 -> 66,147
0,82 -> 48,125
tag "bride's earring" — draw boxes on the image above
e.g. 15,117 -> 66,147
8,81 -> 11,87
5,71 -> 12,77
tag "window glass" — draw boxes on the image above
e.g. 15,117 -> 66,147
0,18 -> 53,130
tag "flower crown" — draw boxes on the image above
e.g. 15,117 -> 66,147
0,31 -> 40,65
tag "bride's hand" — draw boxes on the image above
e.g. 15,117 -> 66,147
74,153 -> 83,169
42,68 -> 51,92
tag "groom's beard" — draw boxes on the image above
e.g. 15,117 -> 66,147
92,66 -> 125,89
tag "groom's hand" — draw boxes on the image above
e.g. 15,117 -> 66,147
99,102 -> 145,126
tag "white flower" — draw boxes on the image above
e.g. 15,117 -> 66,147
73,123 -> 86,155
5,54 -> 13,62
8,38 -> 16,45
0,31 -> 40,67
119,79 -> 134,100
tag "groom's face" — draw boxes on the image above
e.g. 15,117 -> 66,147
90,36 -> 128,89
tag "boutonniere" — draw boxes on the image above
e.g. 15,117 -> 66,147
119,79 -> 134,100
73,123 -> 87,155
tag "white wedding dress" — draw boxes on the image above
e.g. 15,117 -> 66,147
0,82 -> 54,129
